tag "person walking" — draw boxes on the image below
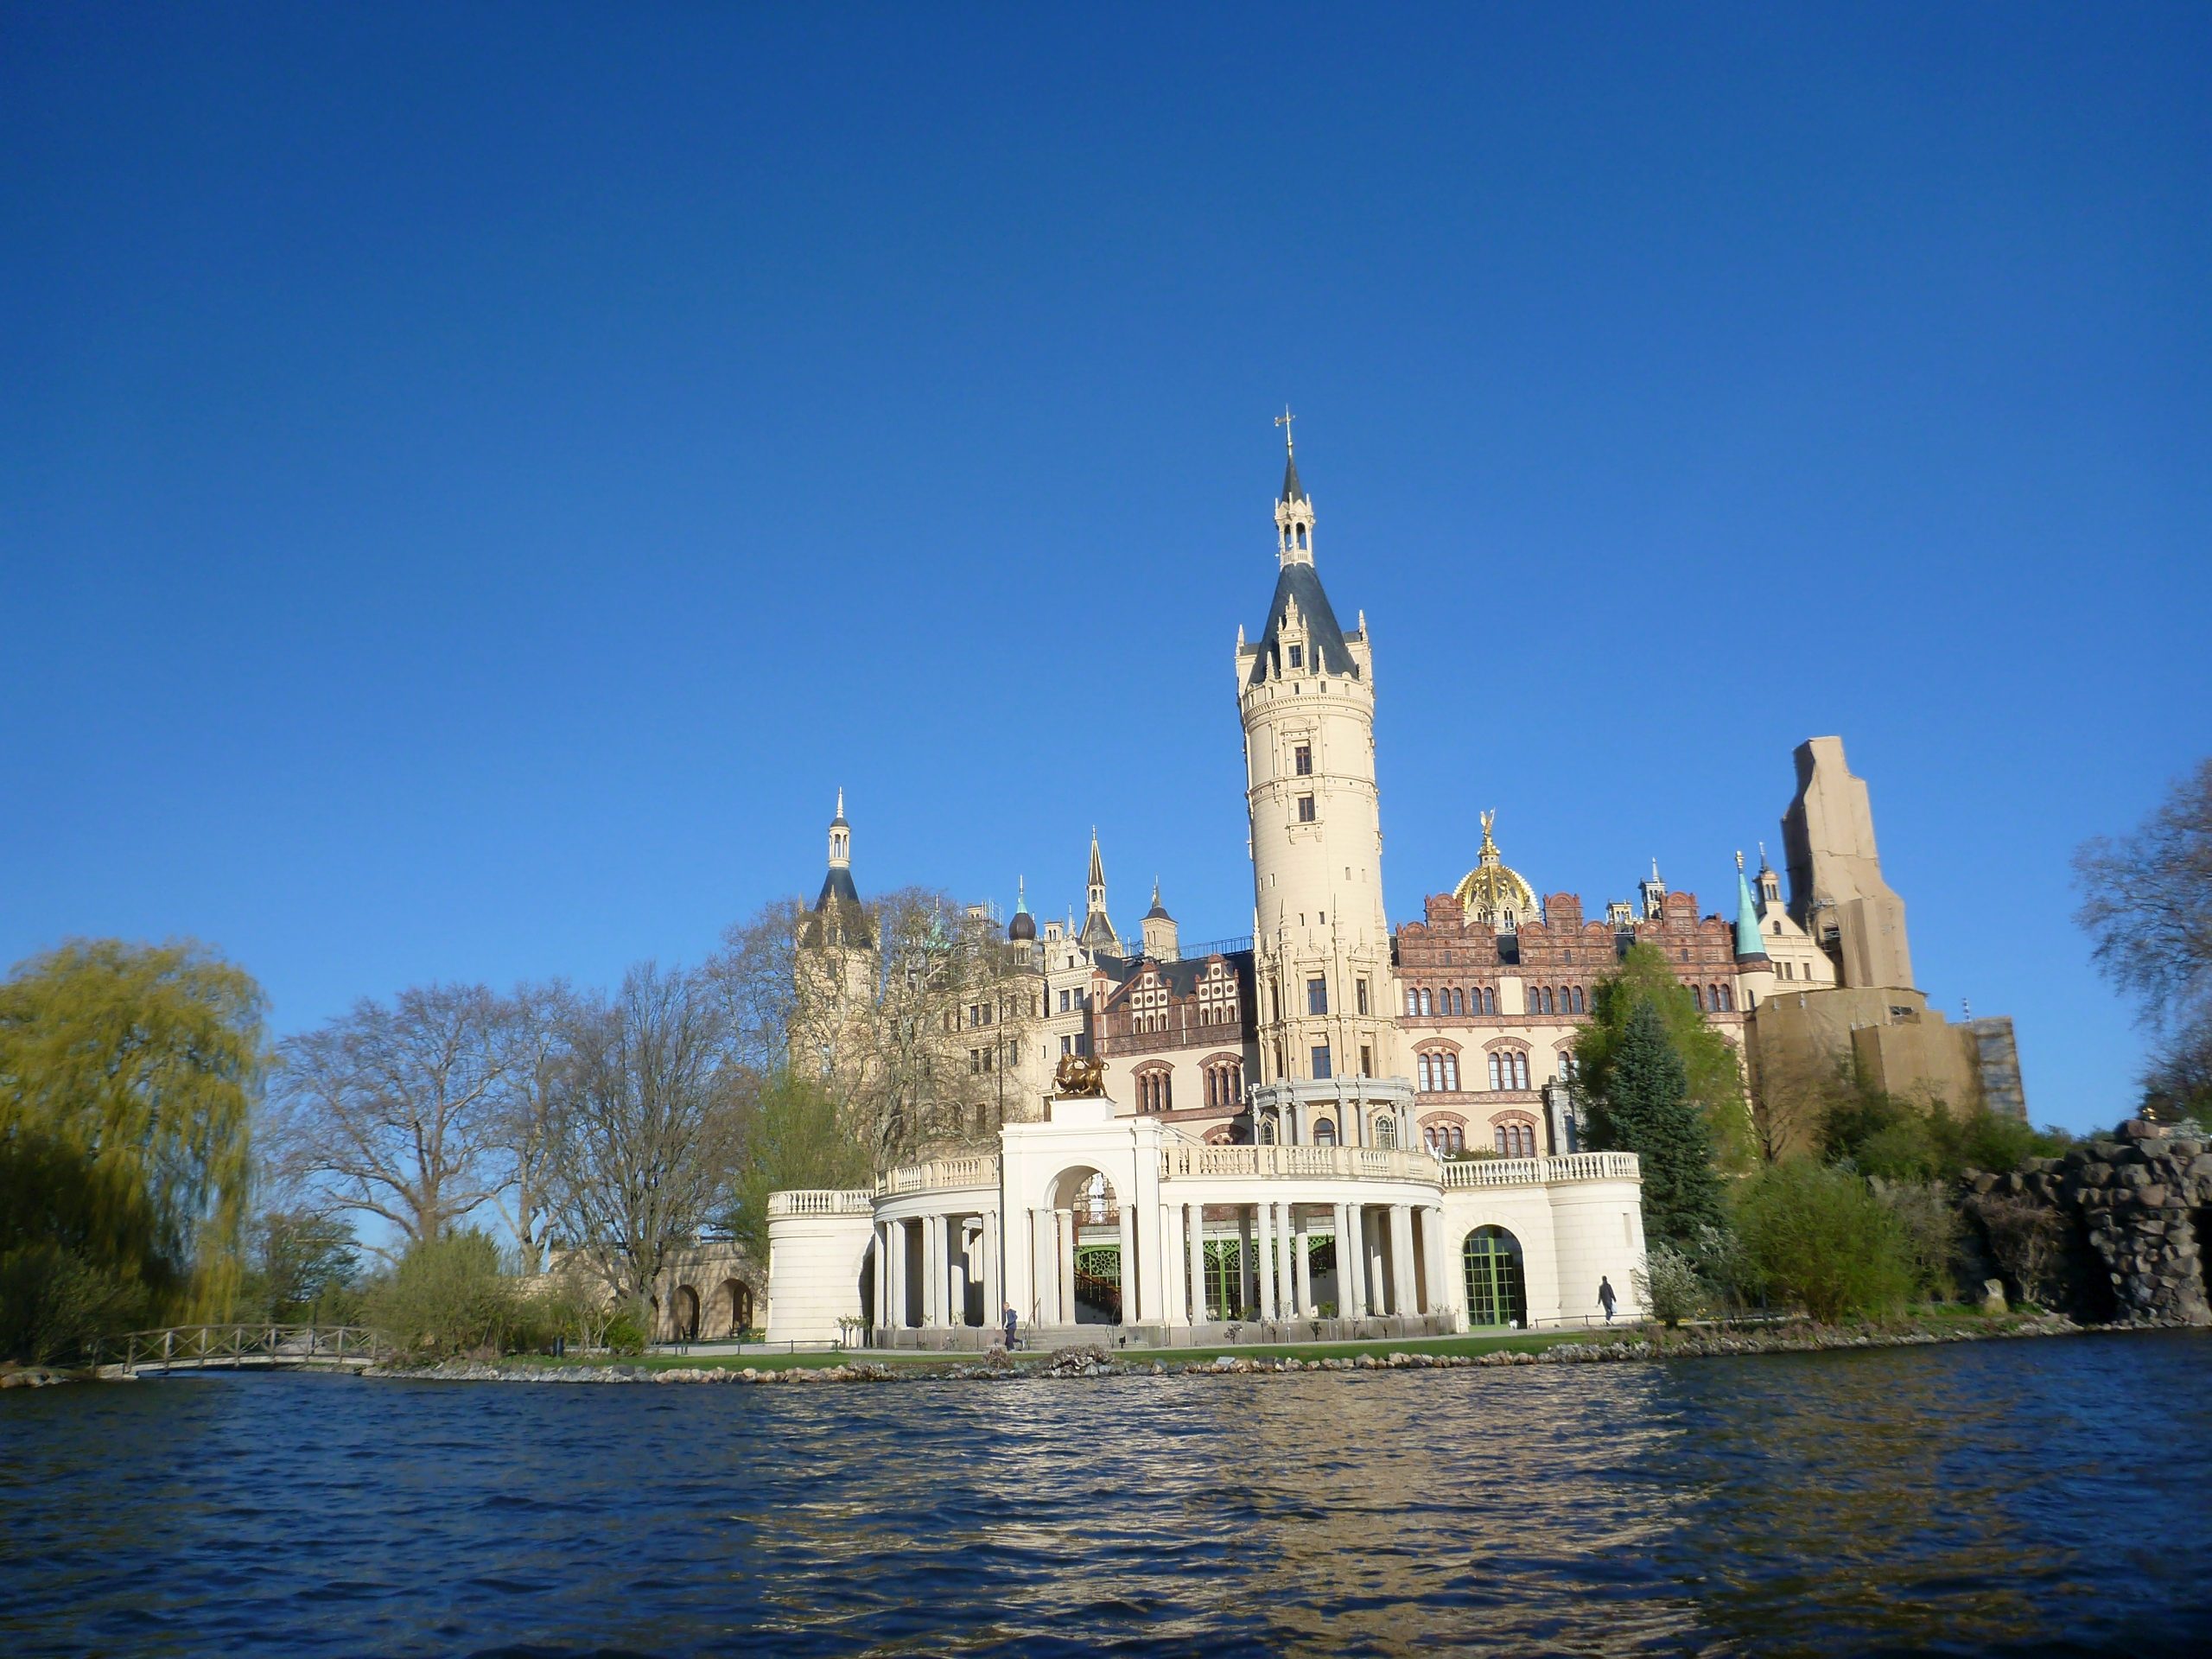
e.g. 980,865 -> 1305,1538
1002,1303 -> 1019,1352
1598,1275 -> 1618,1324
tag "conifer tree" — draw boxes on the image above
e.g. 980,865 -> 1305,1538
1585,998 -> 1727,1253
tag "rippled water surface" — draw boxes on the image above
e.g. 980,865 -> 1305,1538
5,1332 -> 2210,1656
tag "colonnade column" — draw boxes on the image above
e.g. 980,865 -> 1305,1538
1422,1206 -> 1446,1323
1185,1203 -> 1206,1323
873,1222 -> 889,1334
1345,1205 -> 1369,1318
1160,1203 -> 1185,1325
921,1216 -> 942,1328
1028,1209 -> 1053,1325
1265,1203 -> 1282,1318
891,1220 -> 910,1329
1117,1201 -> 1139,1325
1390,1206 -> 1416,1319
982,1209 -> 1001,1331
1292,1208 -> 1313,1315
1238,1209 -> 1256,1317
1056,1210 -> 1077,1328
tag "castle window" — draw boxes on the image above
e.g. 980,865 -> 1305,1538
1715,984 -> 1732,1012
1294,744 -> 1313,776
1315,1119 -> 1338,1147
1570,986 -> 1585,1014
1375,1116 -> 1397,1148
1297,795 -> 1316,823
1406,988 -> 1419,1016
1287,644 -> 1304,669
1419,988 -> 1433,1015
1488,1054 -> 1502,1090
1419,1055 -> 1433,1091
1690,985 -> 1705,1013
1359,1044 -> 1372,1076
1306,976 -> 1328,1015
1483,988 -> 1497,1015
1356,977 -> 1370,1015
1310,1044 -> 1332,1080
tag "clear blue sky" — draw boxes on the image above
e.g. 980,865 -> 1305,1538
4,7 -> 2206,1135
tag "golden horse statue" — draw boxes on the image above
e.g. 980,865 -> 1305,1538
1052,1052 -> 1108,1098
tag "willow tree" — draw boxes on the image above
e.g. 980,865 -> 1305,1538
0,940 -> 264,1360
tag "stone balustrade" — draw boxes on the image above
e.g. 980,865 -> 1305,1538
1440,1152 -> 1642,1187
1158,1142 -> 1440,1183
766,1189 -> 875,1217
875,1154 -> 1001,1198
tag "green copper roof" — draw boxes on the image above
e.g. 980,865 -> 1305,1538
1733,856 -> 1765,958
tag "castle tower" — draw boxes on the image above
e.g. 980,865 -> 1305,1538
1236,416 -> 1410,1147
1141,881 -> 1180,962
1077,829 -> 1120,956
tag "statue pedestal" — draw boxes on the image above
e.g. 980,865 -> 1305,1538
1046,1094 -> 1116,1128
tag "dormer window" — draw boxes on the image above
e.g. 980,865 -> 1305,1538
1287,644 -> 1304,670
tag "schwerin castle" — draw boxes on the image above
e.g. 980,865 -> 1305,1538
661,431 -> 2030,1352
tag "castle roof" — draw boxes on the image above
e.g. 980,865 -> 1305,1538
1246,562 -> 1358,686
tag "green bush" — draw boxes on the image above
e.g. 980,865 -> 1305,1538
1732,1161 -> 1916,1323
1633,1244 -> 1707,1329
0,1242 -> 150,1366
364,1230 -> 520,1358
601,1309 -> 647,1356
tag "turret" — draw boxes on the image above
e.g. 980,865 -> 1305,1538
1235,416 -> 1411,1149
1141,881 -> 1179,962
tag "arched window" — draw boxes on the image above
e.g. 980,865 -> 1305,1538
1375,1115 -> 1398,1148
1445,1054 -> 1459,1090
1453,988 -> 1466,1015
1406,988 -> 1419,1015
1512,1052 -> 1530,1090
1314,1118 -> 1338,1147
1570,985 -> 1586,1014
1446,1125 -> 1464,1152
1487,1053 -> 1503,1090
1418,1055 -> 1433,1091
1425,1126 -> 1440,1151
1483,988 -> 1497,1015
1420,988 -> 1433,1015
1719,984 -> 1733,1012
1690,985 -> 1705,1013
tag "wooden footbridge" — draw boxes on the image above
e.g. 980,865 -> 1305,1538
99,1325 -> 391,1377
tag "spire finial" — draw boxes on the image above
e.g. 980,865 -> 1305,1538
1735,849 -> 1745,872
1275,404 -> 1295,455
835,785 -> 843,818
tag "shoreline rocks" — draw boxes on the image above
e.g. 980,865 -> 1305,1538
358,1311 -> 2178,1387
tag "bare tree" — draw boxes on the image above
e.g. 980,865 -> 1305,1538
488,981 -> 575,1275
271,984 -> 518,1261
541,963 -> 741,1308
710,887 -> 1040,1172
2075,758 -> 2212,1111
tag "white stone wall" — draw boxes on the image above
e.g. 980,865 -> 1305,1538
763,1210 -> 875,1344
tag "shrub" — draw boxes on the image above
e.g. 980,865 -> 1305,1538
1871,1179 -> 1963,1301
601,1308 -> 647,1356
365,1230 -> 519,1358
1633,1244 -> 1707,1329
1732,1161 -> 1916,1323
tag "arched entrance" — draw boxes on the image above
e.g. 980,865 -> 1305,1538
716,1278 -> 754,1338
671,1283 -> 702,1341
1049,1166 -> 1126,1325
1463,1226 -> 1528,1329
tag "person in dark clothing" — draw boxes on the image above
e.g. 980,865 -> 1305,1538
1002,1304 -> 1018,1351
1598,1276 -> 1618,1323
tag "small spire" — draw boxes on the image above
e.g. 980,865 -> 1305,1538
1015,876 -> 1029,915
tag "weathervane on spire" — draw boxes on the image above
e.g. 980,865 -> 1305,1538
1275,404 -> 1295,454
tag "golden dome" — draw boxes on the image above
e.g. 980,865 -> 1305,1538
1453,810 -> 1538,931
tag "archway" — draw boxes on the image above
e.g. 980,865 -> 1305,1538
1463,1226 -> 1528,1329
716,1277 -> 754,1338
671,1283 -> 702,1342
1049,1166 -> 1125,1325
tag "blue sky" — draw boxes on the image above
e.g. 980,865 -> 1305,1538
3,6 -> 2205,1135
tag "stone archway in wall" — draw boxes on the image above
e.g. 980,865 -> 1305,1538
715,1277 -> 755,1338
671,1283 -> 702,1341
1463,1226 -> 1529,1330
1048,1166 -> 1126,1325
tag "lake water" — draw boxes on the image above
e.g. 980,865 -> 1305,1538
4,1332 -> 2209,1656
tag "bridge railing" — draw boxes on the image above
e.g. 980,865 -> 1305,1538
105,1324 -> 392,1371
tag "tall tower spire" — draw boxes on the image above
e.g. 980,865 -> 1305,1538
1236,423 -> 1408,1149
1078,828 -> 1119,955
1274,406 -> 1314,568
827,789 -> 850,869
